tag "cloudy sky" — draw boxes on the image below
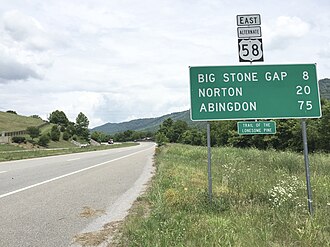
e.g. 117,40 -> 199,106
0,0 -> 329,127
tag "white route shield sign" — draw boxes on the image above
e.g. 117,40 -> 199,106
238,38 -> 264,62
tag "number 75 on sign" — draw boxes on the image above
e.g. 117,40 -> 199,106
238,38 -> 264,62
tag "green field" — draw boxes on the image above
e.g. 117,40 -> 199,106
117,144 -> 330,246
0,111 -> 45,132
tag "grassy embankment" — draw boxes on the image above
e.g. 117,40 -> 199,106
117,144 -> 330,246
0,111 -> 44,132
0,143 -> 137,162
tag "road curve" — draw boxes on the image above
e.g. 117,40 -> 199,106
0,142 -> 155,247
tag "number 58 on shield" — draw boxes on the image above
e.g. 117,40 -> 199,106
238,38 -> 264,62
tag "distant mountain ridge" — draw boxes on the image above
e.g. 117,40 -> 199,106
92,110 -> 206,134
92,78 -> 330,135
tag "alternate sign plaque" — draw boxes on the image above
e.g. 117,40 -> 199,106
189,64 -> 322,121
237,26 -> 262,38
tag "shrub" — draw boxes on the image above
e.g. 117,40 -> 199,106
12,136 -> 26,143
30,115 -> 42,120
26,126 -> 40,140
63,131 -> 70,141
6,110 -> 17,114
38,134 -> 50,147
155,132 -> 169,146
50,125 -> 61,141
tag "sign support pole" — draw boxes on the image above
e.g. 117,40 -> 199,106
301,119 -> 313,216
207,122 -> 212,202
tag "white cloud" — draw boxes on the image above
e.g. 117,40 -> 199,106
0,45 -> 43,83
318,42 -> 330,58
265,16 -> 310,50
0,10 -> 58,83
275,16 -> 310,38
3,10 -> 53,51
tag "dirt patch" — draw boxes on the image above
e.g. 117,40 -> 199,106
73,221 -> 122,247
79,206 -> 106,218
73,199 -> 152,247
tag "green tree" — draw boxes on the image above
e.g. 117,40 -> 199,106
26,126 -> 40,140
171,120 -> 188,143
181,130 -> 193,144
6,110 -> 17,114
50,125 -> 61,141
155,132 -> 169,146
75,112 -> 90,140
38,134 -> 50,147
317,99 -> 330,151
30,115 -> 42,120
123,130 -> 133,141
49,110 -> 69,126
62,131 -> 70,141
158,118 -> 174,142
114,132 -> 125,142
66,122 -> 76,136
132,131 -> 142,141
91,131 -> 109,143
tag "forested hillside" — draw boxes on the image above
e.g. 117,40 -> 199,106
319,78 -> 330,99
92,110 -> 205,134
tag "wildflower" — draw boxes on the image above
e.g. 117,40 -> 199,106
268,175 -> 302,208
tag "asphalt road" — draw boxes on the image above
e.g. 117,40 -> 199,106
0,142 -> 155,247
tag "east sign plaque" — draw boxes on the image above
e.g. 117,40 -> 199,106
189,64 -> 322,121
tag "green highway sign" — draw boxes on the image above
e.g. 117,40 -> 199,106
237,121 -> 276,135
189,64 -> 322,121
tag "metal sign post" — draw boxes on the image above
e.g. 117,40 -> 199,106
301,119 -> 313,216
207,123 -> 212,202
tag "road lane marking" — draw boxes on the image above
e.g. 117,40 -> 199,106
0,145 -> 155,199
0,171 -> 7,174
67,158 -> 81,162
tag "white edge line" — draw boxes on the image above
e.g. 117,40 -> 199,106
0,146 -> 154,200
0,171 -> 7,174
67,158 -> 81,162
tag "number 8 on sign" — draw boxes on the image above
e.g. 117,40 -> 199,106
238,38 -> 264,62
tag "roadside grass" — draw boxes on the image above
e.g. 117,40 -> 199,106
39,123 -> 53,135
0,144 -> 25,152
46,139 -> 77,149
117,144 -> 330,246
0,142 -> 138,162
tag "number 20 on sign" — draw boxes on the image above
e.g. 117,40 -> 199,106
189,64 -> 321,121
238,38 -> 264,62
